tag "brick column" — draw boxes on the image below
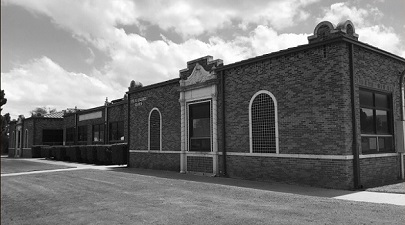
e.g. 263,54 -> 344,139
179,91 -> 186,173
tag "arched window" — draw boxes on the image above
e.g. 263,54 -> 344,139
249,90 -> 279,153
149,108 -> 162,151
25,129 -> 29,148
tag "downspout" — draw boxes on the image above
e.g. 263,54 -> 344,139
33,118 -> 36,146
74,111 -> 78,145
400,72 -> 405,180
127,92 -> 131,167
105,102 -> 108,145
349,43 -> 361,189
221,70 -> 227,177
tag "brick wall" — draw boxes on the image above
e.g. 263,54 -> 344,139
360,156 -> 399,188
34,118 -> 64,145
223,42 -> 352,155
23,119 -> 34,148
352,45 -> 405,154
128,80 -> 181,151
107,102 -> 128,143
129,152 -> 180,171
77,109 -> 105,145
63,114 -> 76,144
225,155 -> 353,189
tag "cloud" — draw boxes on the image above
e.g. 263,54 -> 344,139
317,2 -> 405,56
1,57 -> 123,118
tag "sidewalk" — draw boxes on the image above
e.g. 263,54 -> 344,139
3,157 -> 405,206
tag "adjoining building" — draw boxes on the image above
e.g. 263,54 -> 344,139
8,112 -> 64,158
63,98 -> 128,146
127,20 -> 405,189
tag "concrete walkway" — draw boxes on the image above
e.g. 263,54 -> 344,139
3,158 -> 405,206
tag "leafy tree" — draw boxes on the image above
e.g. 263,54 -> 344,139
30,107 -> 56,117
0,90 -> 6,109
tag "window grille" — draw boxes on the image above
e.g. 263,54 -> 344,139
149,108 -> 161,150
250,91 -> 278,153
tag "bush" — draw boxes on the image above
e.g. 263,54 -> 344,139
86,145 -> 97,164
79,146 -> 87,163
31,146 -> 42,158
111,143 -> 128,165
53,146 -> 66,161
66,146 -> 81,162
96,145 -> 112,165
41,147 -> 51,158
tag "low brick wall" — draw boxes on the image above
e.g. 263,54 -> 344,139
360,155 -> 400,188
225,155 -> 354,189
129,152 -> 180,171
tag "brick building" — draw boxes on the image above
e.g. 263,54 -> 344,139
127,20 -> 405,189
8,112 -> 64,158
8,20 -> 405,189
62,98 -> 128,146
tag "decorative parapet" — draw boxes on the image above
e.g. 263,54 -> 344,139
179,56 -> 223,87
308,20 -> 359,44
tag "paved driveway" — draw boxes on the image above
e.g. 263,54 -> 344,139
1,158 -> 404,225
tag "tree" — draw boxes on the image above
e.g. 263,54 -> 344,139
0,90 -> 6,115
0,90 -> 9,154
30,107 -> 56,117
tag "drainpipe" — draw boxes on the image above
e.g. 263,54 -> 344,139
127,92 -> 131,167
400,73 -> 405,180
220,70 -> 227,177
33,118 -> 36,146
105,100 -> 108,145
74,110 -> 78,145
349,43 -> 361,189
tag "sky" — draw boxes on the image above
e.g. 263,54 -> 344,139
1,0 -> 404,119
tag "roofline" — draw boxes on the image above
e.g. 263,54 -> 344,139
127,78 -> 180,94
216,36 -> 405,72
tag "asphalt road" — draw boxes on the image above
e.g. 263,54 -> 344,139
2,162 -> 405,225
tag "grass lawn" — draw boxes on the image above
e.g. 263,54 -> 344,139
1,158 -> 74,174
2,167 -> 404,225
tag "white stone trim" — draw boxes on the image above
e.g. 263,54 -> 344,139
359,153 -> 399,158
223,152 -> 352,159
186,152 -> 217,157
249,90 -> 279,154
221,152 -> 400,160
148,108 -> 162,151
129,150 -> 180,154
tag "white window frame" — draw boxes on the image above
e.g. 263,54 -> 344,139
148,108 -> 162,151
249,90 -> 279,154
25,129 -> 29,148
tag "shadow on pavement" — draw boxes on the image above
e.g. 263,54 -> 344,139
107,166 -> 356,198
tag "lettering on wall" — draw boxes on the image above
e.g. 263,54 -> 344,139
79,111 -> 102,121
130,97 -> 147,107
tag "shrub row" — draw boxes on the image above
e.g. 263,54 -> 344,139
31,144 -> 127,165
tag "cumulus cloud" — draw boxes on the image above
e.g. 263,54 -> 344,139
317,2 -> 405,56
2,57 -> 123,118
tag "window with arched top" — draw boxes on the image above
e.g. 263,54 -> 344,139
149,108 -> 162,151
25,129 -> 29,148
249,90 -> 279,153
